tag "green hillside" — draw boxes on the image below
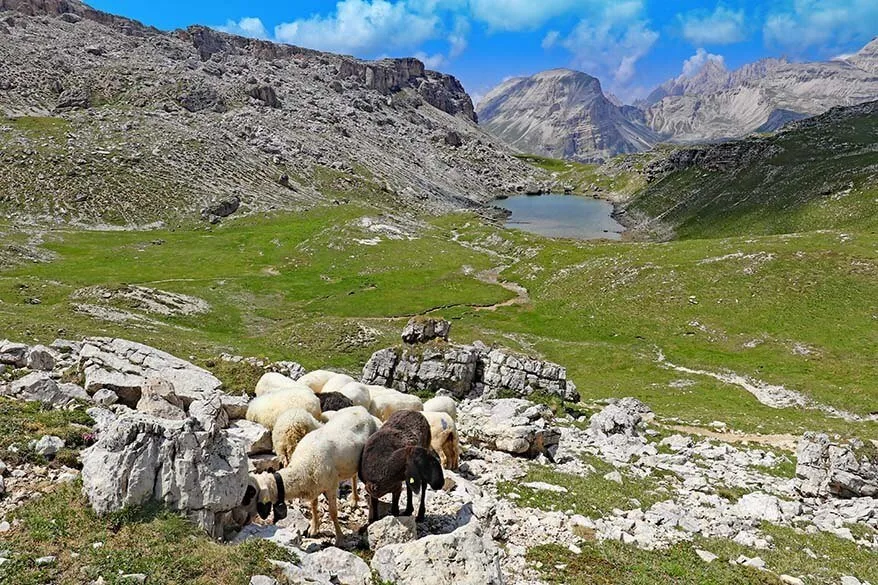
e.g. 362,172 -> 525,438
621,101 -> 878,240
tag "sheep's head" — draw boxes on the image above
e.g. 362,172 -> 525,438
241,473 -> 288,523
406,447 -> 445,492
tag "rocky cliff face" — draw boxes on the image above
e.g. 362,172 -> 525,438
644,49 -> 878,142
0,0 -> 534,225
475,69 -> 659,162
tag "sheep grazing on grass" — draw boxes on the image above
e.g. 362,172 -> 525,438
272,408 -> 323,466
254,372 -> 310,397
367,385 -> 423,422
245,386 -> 321,430
359,410 -> 444,523
423,395 -> 457,420
296,369 -> 339,393
421,411 -> 461,470
335,381 -> 371,409
242,406 -> 379,544
321,373 -> 357,394
318,391 -> 354,413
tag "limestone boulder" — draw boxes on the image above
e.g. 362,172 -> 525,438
796,433 -> 878,498
371,522 -> 503,585
80,413 -> 249,538
79,337 -> 221,407
401,317 -> 451,344
458,398 -> 560,460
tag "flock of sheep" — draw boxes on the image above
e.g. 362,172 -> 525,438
238,370 -> 461,544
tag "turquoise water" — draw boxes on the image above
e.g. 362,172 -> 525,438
495,194 -> 625,240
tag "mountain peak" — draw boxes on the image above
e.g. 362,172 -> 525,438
476,69 -> 658,162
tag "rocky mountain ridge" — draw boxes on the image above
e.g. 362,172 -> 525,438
478,39 -> 878,161
0,0 -> 541,225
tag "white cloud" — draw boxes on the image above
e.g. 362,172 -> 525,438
764,0 -> 878,53
679,5 -> 746,46
681,48 -> 726,76
415,51 -> 447,68
448,16 -> 470,57
542,30 -> 561,49
273,0 -> 440,55
557,2 -> 659,89
217,17 -> 269,39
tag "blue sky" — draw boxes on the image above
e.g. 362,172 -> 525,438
88,1 -> 878,103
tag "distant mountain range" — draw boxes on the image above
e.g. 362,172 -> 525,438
477,38 -> 878,162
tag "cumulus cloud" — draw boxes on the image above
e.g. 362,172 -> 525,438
681,48 -> 726,76
764,0 -> 878,53
273,0 -> 440,55
415,51 -> 447,68
217,17 -> 269,39
679,5 -> 746,45
556,2 -> 659,89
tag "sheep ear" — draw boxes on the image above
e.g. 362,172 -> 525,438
242,484 -> 257,507
256,502 -> 272,520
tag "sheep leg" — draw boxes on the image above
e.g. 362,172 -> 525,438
416,482 -> 427,522
308,498 -> 321,537
403,481 -> 414,517
351,475 -> 359,507
325,490 -> 344,546
391,485 -> 402,516
368,494 -> 379,523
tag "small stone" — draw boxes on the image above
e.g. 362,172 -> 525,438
249,577 -> 278,585
35,556 -> 56,565
780,576 -> 805,585
35,435 -> 65,456
121,574 -> 147,583
92,542 -> 104,549
93,388 -> 119,406
841,577 -> 862,585
368,515 -> 417,551
603,471 -> 623,484
26,345 -> 56,371
695,549 -> 717,563
0,521 -> 10,532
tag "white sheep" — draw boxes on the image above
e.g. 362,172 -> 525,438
245,386 -> 321,430
335,381 -> 371,409
367,385 -> 423,422
254,372 -> 309,397
242,406 -> 379,544
421,411 -> 461,470
423,395 -> 457,420
296,369 -> 339,393
321,373 -> 357,395
272,408 -> 323,466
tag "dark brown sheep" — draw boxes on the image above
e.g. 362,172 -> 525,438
317,391 -> 354,412
358,409 -> 444,522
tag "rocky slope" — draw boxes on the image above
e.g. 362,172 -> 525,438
0,0 -> 541,226
476,69 -> 660,163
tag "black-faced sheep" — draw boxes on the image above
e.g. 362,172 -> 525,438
317,391 -> 354,413
358,410 -> 444,523
242,406 -> 379,544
